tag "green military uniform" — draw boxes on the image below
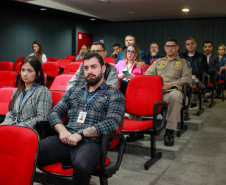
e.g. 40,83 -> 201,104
145,56 -> 192,130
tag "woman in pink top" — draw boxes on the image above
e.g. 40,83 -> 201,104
116,43 -> 146,80
116,43 -> 146,95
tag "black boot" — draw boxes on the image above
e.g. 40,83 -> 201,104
164,129 -> 174,146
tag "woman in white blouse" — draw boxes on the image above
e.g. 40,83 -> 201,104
29,41 -> 47,63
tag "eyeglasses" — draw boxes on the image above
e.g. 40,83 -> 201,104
127,50 -> 135,54
165,45 -> 177,48
91,50 -> 105,53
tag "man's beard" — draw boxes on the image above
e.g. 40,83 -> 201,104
86,73 -> 103,86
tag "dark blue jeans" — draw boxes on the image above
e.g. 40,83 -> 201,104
37,135 -> 101,185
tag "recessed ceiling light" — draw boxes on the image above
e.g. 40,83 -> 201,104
40,8 -> 46,11
90,18 -> 96,21
128,11 -> 134,14
182,8 -> 189,12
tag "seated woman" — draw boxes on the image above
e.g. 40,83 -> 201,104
217,44 -> 226,97
1,56 -> 52,129
116,43 -> 146,94
29,41 -> 47,63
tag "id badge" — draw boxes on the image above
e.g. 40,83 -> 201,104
77,111 -> 87,123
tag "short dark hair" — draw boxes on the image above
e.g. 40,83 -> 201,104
150,41 -> 159,47
81,45 -> 88,49
203,41 -> 213,46
166,38 -> 178,45
92,42 -> 105,51
83,52 -> 104,66
185,37 -> 196,43
113,43 -> 121,48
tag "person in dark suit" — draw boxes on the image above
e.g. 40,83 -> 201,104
203,41 -> 220,100
180,37 -> 208,107
115,35 -> 145,64
144,42 -> 160,65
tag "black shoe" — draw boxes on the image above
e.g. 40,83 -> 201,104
126,133 -> 137,142
190,103 -> 197,108
164,129 -> 174,146
126,133 -> 144,142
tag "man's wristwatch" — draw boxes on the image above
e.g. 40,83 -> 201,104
77,129 -> 84,139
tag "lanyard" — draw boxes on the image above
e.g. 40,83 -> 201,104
84,85 -> 107,110
19,85 -> 36,109
127,61 -> 134,71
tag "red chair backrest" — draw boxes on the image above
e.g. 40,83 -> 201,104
42,62 -> 59,77
15,62 -> 22,75
50,75 -> 73,91
47,57 -> 58,62
0,87 -> 17,115
125,75 -> 163,116
0,125 -> 39,185
146,65 -> 150,70
0,71 -> 17,87
62,62 -> 81,75
56,59 -> 72,69
105,57 -> 116,63
13,57 -> 26,71
65,56 -> 76,62
75,59 -> 83,63
0,62 -> 13,71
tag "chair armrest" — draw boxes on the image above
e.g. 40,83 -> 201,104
99,132 -> 126,175
153,102 -> 168,133
35,121 -> 52,139
183,83 -> 192,110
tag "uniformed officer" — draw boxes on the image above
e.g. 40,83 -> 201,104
145,38 -> 192,146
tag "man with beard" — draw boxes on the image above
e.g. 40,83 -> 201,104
146,38 -> 192,146
37,52 -> 126,185
66,42 -> 119,90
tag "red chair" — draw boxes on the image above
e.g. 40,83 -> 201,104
218,79 -> 225,102
75,59 -> 83,63
105,57 -> 116,63
55,59 -> 72,74
0,125 -> 39,185
13,57 -> 26,71
42,62 -> 60,88
65,55 -> 76,62
122,75 -> 167,170
0,87 -> 17,123
146,65 -> 150,70
47,57 -> 58,62
0,71 -> 17,87
50,75 -> 73,91
15,62 -> 22,87
0,61 -> 13,71
35,89 -> 126,185
62,62 -> 81,75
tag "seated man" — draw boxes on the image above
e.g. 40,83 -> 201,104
37,52 -> 126,185
145,42 -> 161,65
67,42 -> 119,90
145,38 -> 192,146
180,37 -> 208,107
110,43 -> 122,58
115,35 -> 145,64
76,45 -> 89,60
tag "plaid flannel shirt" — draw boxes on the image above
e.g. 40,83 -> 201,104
49,81 -> 125,140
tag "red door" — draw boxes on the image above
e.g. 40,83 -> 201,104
77,32 -> 93,54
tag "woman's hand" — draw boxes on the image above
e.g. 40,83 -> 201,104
123,73 -> 135,79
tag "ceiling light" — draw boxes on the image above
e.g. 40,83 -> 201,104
90,18 -> 96,21
100,0 -> 109,3
182,8 -> 189,12
128,12 -> 134,14
40,8 -> 46,11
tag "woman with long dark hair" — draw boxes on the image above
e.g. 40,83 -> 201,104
29,41 -> 47,63
1,56 -> 52,128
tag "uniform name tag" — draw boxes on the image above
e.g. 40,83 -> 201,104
77,111 -> 87,123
